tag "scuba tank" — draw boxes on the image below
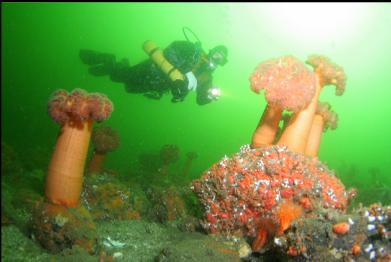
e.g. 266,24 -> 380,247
143,27 -> 203,81
143,28 -> 212,102
143,40 -> 186,82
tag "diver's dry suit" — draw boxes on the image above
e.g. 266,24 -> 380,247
80,41 -> 217,105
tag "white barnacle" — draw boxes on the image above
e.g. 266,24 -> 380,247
314,182 -> 323,192
348,218 -> 355,225
368,216 -> 376,223
269,159 -> 277,164
275,193 -> 281,202
54,214 -> 68,227
254,180 -> 262,191
377,215 -> 384,222
257,160 -> 265,171
120,192 -> 129,200
264,151 -> 270,156
261,179 -> 270,186
293,179 -> 301,186
331,195 -> 338,202
364,243 -> 373,253
104,237 -> 126,248
240,144 -> 251,153
219,155 -> 229,167
367,224 -> 376,231
274,237 -> 284,246
282,178 -> 289,187
369,250 -> 376,260
113,252 -> 123,259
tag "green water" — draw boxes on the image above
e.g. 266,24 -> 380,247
2,3 -> 391,203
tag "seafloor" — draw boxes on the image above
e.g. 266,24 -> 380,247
2,143 -> 390,261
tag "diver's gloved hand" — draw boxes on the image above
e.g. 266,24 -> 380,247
171,79 -> 189,103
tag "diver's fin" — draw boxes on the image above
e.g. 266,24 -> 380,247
80,49 -> 102,65
88,64 -> 110,76
80,49 -> 115,66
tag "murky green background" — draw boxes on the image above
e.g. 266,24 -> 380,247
2,3 -> 391,203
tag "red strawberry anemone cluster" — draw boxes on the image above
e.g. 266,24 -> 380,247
192,145 -> 351,251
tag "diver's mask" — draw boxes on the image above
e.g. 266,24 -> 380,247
207,45 -> 228,71
208,60 -> 217,71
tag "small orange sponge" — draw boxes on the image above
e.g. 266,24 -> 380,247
332,222 -> 350,235
276,200 -> 303,235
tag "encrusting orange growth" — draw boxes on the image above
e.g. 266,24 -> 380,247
287,246 -> 300,256
276,200 -> 303,235
332,222 -> 350,235
352,244 -> 361,256
252,226 -> 270,252
252,200 -> 303,252
46,89 -> 113,208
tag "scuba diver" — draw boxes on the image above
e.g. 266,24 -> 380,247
79,27 -> 228,105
